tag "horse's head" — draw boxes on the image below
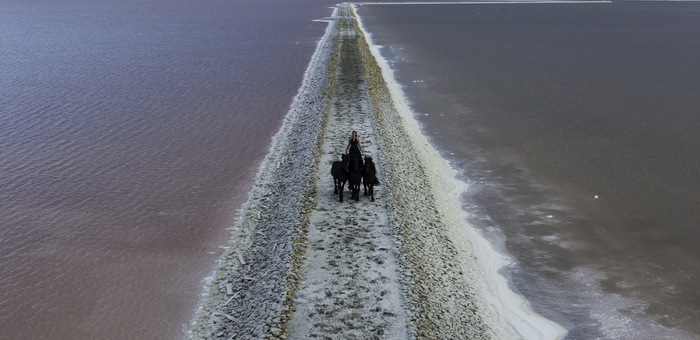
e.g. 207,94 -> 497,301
341,153 -> 349,169
363,156 -> 373,170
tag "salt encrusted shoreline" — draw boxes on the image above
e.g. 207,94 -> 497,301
187,3 -> 510,340
186,7 -> 340,340
352,3 -> 567,339
349,6 -> 497,340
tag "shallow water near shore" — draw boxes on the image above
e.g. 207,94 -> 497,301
357,2 -> 700,339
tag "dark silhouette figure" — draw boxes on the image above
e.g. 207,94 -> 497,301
362,156 -> 378,202
347,152 -> 363,201
331,154 -> 349,202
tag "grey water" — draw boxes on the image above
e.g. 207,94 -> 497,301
0,0 -> 336,338
357,2 -> 700,339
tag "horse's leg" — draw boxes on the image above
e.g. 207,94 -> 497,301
334,178 -> 338,194
363,181 -> 368,196
370,183 -> 374,202
339,180 -> 345,202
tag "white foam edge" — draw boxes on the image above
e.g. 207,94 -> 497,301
184,6 -> 341,337
352,4 -> 567,339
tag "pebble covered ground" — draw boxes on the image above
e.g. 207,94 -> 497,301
186,3 -> 500,340
286,7 -> 408,339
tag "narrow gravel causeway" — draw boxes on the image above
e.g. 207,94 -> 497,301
186,3 -> 501,340
286,7 -> 408,339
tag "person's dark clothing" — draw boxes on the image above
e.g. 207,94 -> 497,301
348,139 -> 361,159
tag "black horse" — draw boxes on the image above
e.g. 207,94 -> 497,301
347,153 -> 364,201
362,156 -> 378,202
331,154 -> 349,202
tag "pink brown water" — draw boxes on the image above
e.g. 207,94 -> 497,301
0,0 -> 335,338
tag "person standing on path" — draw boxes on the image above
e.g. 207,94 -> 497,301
345,131 -> 363,160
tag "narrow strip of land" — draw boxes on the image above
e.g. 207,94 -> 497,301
187,4 -> 499,340
286,6 -> 408,339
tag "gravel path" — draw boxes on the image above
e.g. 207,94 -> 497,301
285,8 -> 408,339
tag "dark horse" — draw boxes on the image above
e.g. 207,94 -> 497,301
362,156 -> 378,202
347,153 -> 364,201
331,154 -> 349,202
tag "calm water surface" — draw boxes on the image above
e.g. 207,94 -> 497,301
358,2 -> 700,339
0,0 -> 335,338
